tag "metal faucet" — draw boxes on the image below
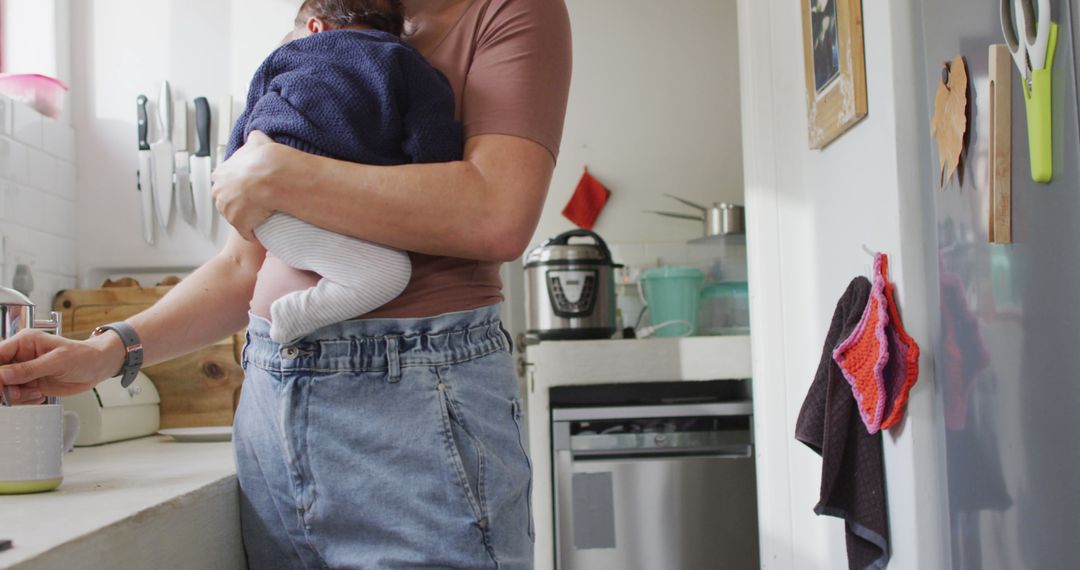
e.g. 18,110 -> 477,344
0,286 -> 62,406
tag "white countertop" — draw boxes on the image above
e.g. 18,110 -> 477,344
0,436 -> 243,570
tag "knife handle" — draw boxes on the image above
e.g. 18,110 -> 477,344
195,97 -> 212,157
137,95 -> 150,151
159,81 -> 173,139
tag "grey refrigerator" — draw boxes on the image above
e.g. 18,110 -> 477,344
917,0 -> 1080,568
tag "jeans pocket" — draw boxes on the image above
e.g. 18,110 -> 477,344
438,382 -> 488,526
499,324 -> 514,354
241,330 -> 252,370
511,398 -> 535,542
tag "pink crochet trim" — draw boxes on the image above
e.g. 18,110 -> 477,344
880,254 -> 921,430
832,254 -> 891,433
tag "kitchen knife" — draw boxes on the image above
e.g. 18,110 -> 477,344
174,100 -> 197,226
136,94 -> 156,245
191,97 -> 215,238
150,81 -> 175,228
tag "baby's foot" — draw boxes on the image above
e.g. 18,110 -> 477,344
269,292 -> 315,345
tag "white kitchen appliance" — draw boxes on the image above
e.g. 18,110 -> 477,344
63,373 -> 160,447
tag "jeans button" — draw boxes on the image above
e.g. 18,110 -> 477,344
281,347 -> 300,359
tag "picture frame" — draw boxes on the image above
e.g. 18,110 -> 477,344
801,0 -> 868,149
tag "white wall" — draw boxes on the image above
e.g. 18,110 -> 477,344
535,0 -> 743,248
69,0 -> 297,285
738,0 -> 947,568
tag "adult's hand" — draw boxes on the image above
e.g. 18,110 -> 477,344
212,131 -> 282,241
0,329 -> 124,405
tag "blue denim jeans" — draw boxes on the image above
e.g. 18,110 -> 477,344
235,305 -> 534,569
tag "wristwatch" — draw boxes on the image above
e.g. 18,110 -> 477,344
91,322 -> 144,388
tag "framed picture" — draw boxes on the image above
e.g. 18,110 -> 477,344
801,0 -> 867,149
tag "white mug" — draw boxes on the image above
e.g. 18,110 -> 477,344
0,405 -> 80,494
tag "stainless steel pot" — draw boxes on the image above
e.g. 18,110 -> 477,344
0,287 -> 62,406
647,195 -> 745,237
525,230 -> 622,341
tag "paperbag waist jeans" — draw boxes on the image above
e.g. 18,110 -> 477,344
234,305 -> 534,569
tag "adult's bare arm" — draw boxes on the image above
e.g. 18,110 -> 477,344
212,132 -> 555,262
126,230 -> 266,365
0,231 -> 265,402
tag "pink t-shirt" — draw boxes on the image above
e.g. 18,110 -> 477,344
249,0 -> 573,320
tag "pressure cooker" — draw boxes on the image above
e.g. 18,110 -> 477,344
525,229 -> 622,341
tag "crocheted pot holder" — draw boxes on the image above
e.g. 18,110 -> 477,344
832,255 -> 890,433
879,254 -> 920,430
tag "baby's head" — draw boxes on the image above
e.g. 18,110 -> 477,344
287,0 -> 404,42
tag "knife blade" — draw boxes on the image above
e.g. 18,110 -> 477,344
192,97 -> 215,238
174,99 -> 196,226
136,94 -> 156,245
215,96 -> 233,169
150,81 -> 175,228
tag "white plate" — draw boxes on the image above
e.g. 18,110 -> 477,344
157,427 -> 233,443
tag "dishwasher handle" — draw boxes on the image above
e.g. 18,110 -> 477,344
552,401 -> 752,422
571,443 -> 753,461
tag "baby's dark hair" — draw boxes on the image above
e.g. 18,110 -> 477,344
296,0 -> 404,37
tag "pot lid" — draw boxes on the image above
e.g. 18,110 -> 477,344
525,229 -> 617,267
525,243 -> 610,265
0,287 -> 32,306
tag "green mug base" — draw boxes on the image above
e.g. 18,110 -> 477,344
0,478 -> 63,495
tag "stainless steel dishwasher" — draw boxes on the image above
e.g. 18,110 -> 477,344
552,401 -> 759,570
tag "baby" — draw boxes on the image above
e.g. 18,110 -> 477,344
226,0 -> 462,344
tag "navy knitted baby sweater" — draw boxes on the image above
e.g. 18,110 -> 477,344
226,30 -> 462,166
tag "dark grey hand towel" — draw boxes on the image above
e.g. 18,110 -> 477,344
796,277 -> 890,570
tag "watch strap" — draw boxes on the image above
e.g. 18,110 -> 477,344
94,323 -> 144,388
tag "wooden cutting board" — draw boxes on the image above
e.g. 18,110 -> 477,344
53,285 -> 246,429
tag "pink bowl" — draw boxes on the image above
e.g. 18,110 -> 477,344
0,74 -> 68,119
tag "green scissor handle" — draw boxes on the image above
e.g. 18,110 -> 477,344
1023,22 -> 1058,183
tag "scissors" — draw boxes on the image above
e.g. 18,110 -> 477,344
1000,0 -> 1051,91
1000,0 -> 1057,183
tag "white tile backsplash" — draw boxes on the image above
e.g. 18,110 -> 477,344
0,97 -> 10,136
0,97 -> 77,306
54,160 -> 76,200
609,239 -> 749,283
12,102 -> 42,148
42,116 -> 76,162
0,137 -> 29,184
27,148 -> 57,194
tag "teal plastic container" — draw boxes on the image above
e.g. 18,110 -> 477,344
640,266 -> 706,337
